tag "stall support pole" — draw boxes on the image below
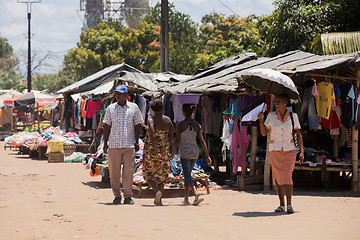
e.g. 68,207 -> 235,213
334,135 -> 339,158
334,70 -> 339,159
37,103 -> 40,133
352,64 -> 360,192
250,126 -> 258,175
264,95 -> 275,190
10,108 -> 14,131
64,94 -> 70,132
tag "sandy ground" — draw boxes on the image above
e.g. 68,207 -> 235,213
1,142 -> 360,240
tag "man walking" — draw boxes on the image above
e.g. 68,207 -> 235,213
103,85 -> 143,205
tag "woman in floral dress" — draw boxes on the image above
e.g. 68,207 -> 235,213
143,99 -> 174,206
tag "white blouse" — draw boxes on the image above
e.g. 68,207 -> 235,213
264,110 -> 301,152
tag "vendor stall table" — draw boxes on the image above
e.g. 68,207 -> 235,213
294,161 -> 359,189
96,164 -> 210,197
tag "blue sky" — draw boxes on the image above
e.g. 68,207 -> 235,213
0,0 -> 274,75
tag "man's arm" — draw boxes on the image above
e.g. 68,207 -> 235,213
103,123 -> 111,154
134,124 -> 141,152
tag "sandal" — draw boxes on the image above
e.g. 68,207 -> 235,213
274,206 -> 285,212
192,198 -> 204,206
287,205 -> 295,214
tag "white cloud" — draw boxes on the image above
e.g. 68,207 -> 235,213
0,0 -> 275,74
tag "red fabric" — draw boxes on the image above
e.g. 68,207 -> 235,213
321,110 -> 340,130
86,100 -> 102,119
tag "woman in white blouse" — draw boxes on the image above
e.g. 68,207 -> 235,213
258,94 -> 304,214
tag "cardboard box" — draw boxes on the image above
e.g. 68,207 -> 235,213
48,152 -> 64,163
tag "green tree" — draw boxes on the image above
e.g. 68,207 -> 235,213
0,37 -> 24,90
0,37 -> 18,71
258,0 -> 360,57
62,20 -> 161,78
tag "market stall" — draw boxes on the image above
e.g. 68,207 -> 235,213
163,50 -> 360,192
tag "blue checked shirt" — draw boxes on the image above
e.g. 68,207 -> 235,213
103,101 -> 144,149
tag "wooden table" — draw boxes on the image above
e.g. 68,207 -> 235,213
96,164 -> 210,197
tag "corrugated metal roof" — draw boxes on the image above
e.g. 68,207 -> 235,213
165,50 -> 360,93
57,63 -> 158,94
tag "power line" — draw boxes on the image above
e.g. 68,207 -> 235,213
216,0 -> 240,17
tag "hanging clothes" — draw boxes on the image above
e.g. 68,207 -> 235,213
340,84 -> 356,129
203,95 -> 222,137
136,96 -> 147,125
171,94 -> 185,124
316,81 -> 335,119
320,106 -> 341,135
300,85 -> 319,130
231,119 -> 249,174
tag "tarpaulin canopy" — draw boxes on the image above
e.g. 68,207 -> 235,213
3,92 -> 28,105
13,92 -> 56,110
0,90 -> 22,107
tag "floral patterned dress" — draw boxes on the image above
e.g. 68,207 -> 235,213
143,128 -> 171,183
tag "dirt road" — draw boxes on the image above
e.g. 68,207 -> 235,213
1,142 -> 359,240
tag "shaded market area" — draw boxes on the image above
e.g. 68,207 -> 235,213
1,50 -> 360,196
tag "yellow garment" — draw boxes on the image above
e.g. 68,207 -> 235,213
46,141 -> 64,154
316,82 -> 335,119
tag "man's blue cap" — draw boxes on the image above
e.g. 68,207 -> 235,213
114,85 -> 128,93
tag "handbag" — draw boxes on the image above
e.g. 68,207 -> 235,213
289,112 -> 300,151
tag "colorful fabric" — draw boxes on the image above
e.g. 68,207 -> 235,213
316,82 -> 335,119
86,100 -> 102,119
143,129 -> 171,183
264,110 -> 301,152
103,101 -> 144,149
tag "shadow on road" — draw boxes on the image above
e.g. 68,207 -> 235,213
232,211 -> 290,218
82,181 -> 110,189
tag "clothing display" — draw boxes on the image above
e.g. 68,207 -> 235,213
231,119 -> 249,173
316,82 -> 335,119
300,85 -> 319,130
202,95 -> 223,137
171,94 -> 185,123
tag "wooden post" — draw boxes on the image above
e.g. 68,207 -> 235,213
334,135 -> 339,158
10,108 -> 14,131
352,64 -> 360,192
334,69 -> 339,159
250,126 -> 258,175
64,94 -> 70,132
264,95 -> 275,190
160,0 -> 169,72
37,103 -> 40,133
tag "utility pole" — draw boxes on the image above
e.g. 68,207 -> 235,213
160,0 -> 169,72
17,0 -> 41,93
